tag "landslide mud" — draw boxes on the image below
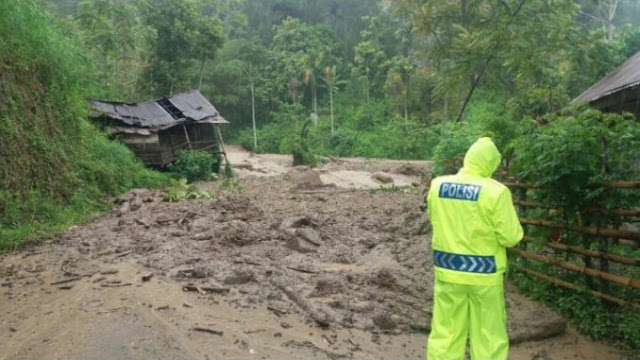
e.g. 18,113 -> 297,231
0,148 -> 630,360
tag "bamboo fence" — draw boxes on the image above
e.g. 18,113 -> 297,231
506,181 -> 640,308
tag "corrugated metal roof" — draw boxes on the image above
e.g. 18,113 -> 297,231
169,91 -> 219,121
90,90 -> 228,129
573,50 -> 640,104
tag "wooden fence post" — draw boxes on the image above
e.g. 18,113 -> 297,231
581,218 -> 595,291
517,187 -> 528,269
599,215 -> 611,298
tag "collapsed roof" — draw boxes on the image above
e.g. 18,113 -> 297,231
90,90 -> 228,131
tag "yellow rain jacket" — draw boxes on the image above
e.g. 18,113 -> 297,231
426,137 -> 523,360
427,137 -> 523,285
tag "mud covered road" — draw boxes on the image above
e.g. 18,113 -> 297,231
0,146 -> 630,359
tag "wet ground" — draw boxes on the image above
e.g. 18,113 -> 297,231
0,146 -> 631,359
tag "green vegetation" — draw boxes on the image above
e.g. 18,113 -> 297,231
163,178 -> 213,202
169,150 -> 218,183
0,1 -> 168,250
508,106 -> 640,350
291,119 -> 318,166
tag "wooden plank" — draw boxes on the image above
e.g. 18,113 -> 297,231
514,200 -> 559,210
520,218 -> 640,241
505,181 -> 640,190
508,247 -> 640,289
503,182 -> 539,189
514,267 -> 640,310
182,123 -> 193,150
522,236 -> 640,266
514,200 -> 640,217
598,181 -> 640,189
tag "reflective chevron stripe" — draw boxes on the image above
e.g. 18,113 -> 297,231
433,250 -> 496,274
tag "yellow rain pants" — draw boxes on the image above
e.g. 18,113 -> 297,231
427,280 -> 508,360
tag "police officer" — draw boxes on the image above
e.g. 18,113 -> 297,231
426,137 -> 523,360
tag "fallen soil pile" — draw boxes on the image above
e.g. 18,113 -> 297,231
0,150 -> 630,360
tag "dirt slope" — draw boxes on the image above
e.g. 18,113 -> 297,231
0,147 -> 630,360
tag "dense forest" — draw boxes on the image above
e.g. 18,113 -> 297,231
44,0 -> 640,159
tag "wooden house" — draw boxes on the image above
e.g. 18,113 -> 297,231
90,91 -> 228,167
572,50 -> 640,118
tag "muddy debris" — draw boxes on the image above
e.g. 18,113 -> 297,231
371,268 -> 398,289
223,270 -> 255,285
371,172 -> 394,184
0,147 -> 623,360
285,235 -> 318,254
371,312 -> 398,331
192,233 -> 213,241
192,327 -> 224,336
309,277 -> 345,297
280,215 -> 315,230
395,163 -> 427,177
294,228 -> 322,246
174,267 -> 210,280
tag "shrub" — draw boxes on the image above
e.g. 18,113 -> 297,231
163,178 -> 213,202
170,150 -> 215,183
292,119 -> 317,166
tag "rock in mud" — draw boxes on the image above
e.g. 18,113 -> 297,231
372,172 -> 394,184
280,216 -> 313,230
130,194 -> 143,211
402,211 -> 431,235
155,215 -> 172,225
372,268 -> 397,289
223,270 -> 255,285
117,202 -> 130,217
287,169 -> 324,190
233,163 -> 254,170
219,221 -> 262,246
174,267 -> 209,279
294,228 -> 322,246
396,164 -> 426,177
310,277 -> 344,297
509,314 -> 567,344
286,236 -> 317,253
371,312 -> 397,330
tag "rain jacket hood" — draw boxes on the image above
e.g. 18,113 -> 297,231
460,137 -> 501,178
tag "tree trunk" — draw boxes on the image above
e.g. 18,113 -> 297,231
103,52 -> 109,88
404,75 -> 410,125
198,55 -> 207,91
458,78 -> 466,122
461,0 -> 468,30
329,86 -> 334,134
114,56 -> 119,98
444,94 -> 449,121
605,0 -> 620,42
290,78 -> 299,104
251,80 -> 257,151
312,79 -> 318,127
365,76 -> 370,103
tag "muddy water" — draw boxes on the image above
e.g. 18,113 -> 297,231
0,147 -> 631,360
